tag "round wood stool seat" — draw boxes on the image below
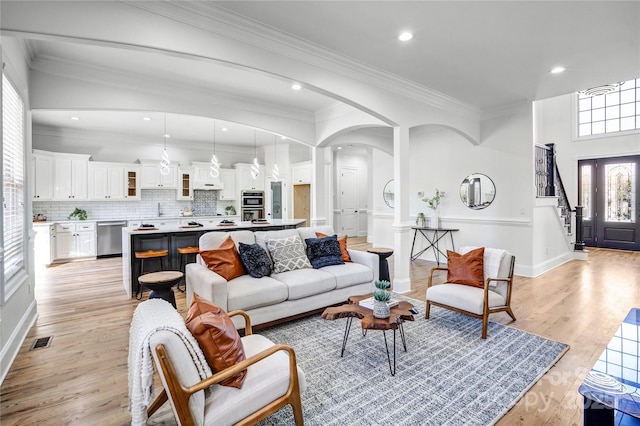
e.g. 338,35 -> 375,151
177,246 -> 199,255
135,249 -> 169,259
138,271 -> 184,308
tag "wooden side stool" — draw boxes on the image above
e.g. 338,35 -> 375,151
134,249 -> 169,300
176,246 -> 199,292
137,271 -> 184,308
367,247 -> 394,282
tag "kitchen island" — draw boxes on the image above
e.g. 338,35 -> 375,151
121,219 -> 306,297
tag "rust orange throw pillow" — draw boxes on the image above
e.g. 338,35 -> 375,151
447,247 -> 485,288
185,293 -> 247,388
200,236 -> 246,281
316,232 -> 352,262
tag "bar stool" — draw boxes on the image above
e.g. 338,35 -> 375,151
134,249 -> 169,300
176,246 -> 199,292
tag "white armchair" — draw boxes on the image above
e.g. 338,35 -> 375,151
146,309 -> 306,425
425,247 -> 516,339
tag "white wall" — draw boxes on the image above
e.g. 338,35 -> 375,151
399,104 -> 538,275
369,148 -> 394,247
1,39 -> 39,384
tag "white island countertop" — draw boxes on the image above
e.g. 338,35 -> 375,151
124,219 -> 306,235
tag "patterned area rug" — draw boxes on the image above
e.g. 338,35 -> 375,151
258,297 -> 568,426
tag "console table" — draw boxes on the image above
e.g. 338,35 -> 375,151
579,308 -> 640,425
410,226 -> 458,264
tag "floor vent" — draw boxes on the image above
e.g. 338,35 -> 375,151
30,336 -> 53,350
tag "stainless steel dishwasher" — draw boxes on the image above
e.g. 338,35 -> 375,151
96,220 -> 127,257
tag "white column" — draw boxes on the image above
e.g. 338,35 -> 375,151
311,146 -> 331,227
392,126 -> 412,293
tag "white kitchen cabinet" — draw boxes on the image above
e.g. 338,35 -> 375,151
34,223 -> 55,267
53,222 -> 96,260
291,162 -> 312,184
219,168 -> 237,200
235,163 -> 265,191
177,167 -> 193,200
88,162 -> 126,200
32,151 -> 55,201
54,154 -> 90,200
140,161 -> 178,189
124,165 -> 141,200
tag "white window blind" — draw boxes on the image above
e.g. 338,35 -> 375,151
3,74 -> 26,281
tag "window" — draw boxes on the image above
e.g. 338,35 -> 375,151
577,77 -> 640,137
3,73 -> 26,288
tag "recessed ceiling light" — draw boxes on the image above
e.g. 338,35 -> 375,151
221,127 -> 228,132
550,66 -> 566,74
398,32 -> 413,42
291,83 -> 302,91
69,116 -> 80,121
337,146 -> 342,150
280,135 -> 287,140
143,117 -> 152,121
164,133 -> 170,138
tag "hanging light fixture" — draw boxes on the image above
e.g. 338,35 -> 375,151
209,120 -> 220,178
272,135 -> 279,181
251,130 -> 260,179
160,114 -> 170,175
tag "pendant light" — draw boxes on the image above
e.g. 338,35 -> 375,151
209,120 -> 220,178
272,135 -> 279,181
251,130 -> 260,179
160,114 -> 170,175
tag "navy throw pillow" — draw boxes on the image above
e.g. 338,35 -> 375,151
305,235 -> 344,269
238,242 -> 272,278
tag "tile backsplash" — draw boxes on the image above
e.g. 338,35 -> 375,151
33,189 -> 222,221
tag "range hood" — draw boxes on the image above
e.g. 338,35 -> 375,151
194,182 -> 224,191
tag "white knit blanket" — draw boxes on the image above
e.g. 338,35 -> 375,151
128,299 -> 212,425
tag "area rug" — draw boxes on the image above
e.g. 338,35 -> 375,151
257,297 -> 568,426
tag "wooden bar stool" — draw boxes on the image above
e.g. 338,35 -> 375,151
176,246 -> 199,292
135,249 -> 169,300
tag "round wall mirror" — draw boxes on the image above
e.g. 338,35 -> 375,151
383,179 -> 394,208
460,173 -> 496,210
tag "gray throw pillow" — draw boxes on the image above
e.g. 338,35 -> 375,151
266,235 -> 312,274
238,242 -> 272,278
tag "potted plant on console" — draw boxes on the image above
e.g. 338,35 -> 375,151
373,280 -> 392,319
422,188 -> 441,228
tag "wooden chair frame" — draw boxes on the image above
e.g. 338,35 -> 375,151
147,310 -> 304,425
425,255 -> 516,339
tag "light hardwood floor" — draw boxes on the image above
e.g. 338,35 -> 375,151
1,242 -> 639,425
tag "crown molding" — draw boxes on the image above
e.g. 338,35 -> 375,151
124,1 -> 480,118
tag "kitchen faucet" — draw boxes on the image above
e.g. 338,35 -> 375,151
158,202 -> 163,217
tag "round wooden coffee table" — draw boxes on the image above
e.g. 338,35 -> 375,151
138,271 -> 184,308
321,294 -> 415,375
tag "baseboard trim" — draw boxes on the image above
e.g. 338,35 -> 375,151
0,299 -> 38,385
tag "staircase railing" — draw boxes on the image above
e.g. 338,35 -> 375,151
535,143 -> 586,251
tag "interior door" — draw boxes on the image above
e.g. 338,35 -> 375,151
579,155 -> 639,250
340,167 -> 358,237
293,184 -> 310,227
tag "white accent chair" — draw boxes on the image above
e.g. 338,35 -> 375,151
147,309 -> 306,425
425,247 -> 516,339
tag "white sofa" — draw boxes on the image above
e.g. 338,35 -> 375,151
186,226 -> 379,327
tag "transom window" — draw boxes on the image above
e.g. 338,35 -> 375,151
577,78 -> 640,137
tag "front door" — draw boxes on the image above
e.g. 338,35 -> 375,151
578,155 -> 640,250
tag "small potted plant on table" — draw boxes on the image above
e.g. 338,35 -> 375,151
373,280 -> 392,319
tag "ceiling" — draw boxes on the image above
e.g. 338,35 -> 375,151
22,1 -> 640,149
